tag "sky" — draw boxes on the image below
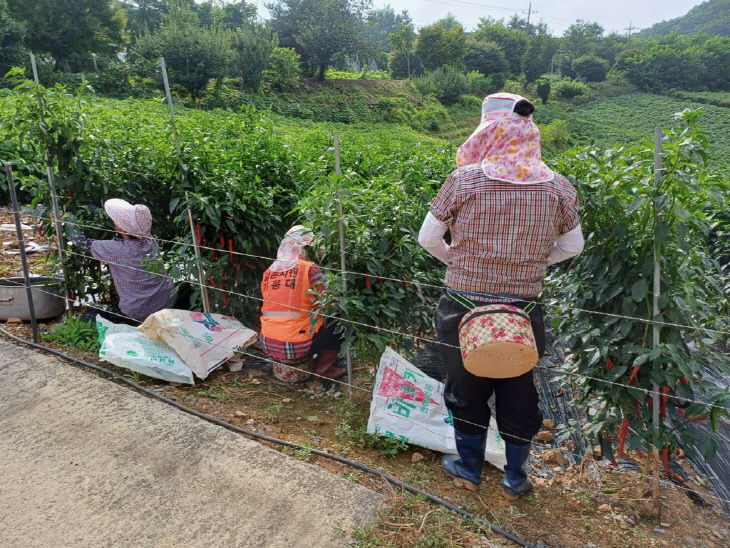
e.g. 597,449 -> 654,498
248,0 -> 706,36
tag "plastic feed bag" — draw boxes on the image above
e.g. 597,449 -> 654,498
139,310 -> 257,380
97,316 -> 195,385
367,347 -> 506,470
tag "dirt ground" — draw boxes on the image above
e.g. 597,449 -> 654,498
0,209 -> 54,278
3,317 -> 729,548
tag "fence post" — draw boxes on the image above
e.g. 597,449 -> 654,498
334,131 -> 353,394
29,53 -> 72,313
5,162 -> 39,343
159,57 -> 210,314
652,126 -> 663,515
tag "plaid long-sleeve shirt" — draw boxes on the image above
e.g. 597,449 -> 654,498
70,232 -> 176,321
430,164 -> 580,298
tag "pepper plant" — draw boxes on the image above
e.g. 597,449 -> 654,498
548,109 -> 730,469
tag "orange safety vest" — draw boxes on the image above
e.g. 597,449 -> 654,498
260,259 -> 324,342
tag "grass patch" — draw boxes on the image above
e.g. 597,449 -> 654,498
42,316 -> 100,353
335,399 -> 409,458
351,492 -> 497,547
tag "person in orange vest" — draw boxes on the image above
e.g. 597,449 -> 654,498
258,225 -> 345,380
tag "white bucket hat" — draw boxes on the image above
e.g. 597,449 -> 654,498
104,198 -> 153,238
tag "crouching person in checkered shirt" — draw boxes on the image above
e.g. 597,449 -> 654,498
69,199 -> 180,325
418,93 -> 584,499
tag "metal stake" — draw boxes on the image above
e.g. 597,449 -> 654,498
5,162 -> 39,343
30,53 -> 72,312
334,131 -> 353,394
652,126 -> 663,515
159,57 -> 210,313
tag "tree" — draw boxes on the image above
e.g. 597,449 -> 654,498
356,7 -> 410,70
269,0 -> 368,80
135,6 -> 231,100
221,1 -> 257,30
8,0 -> 126,72
0,0 -> 25,77
122,0 -> 168,38
522,22 -> 559,82
473,18 -> 528,74
415,21 -> 466,71
265,46 -> 301,91
464,39 -> 508,76
231,23 -> 277,91
389,23 -> 416,77
572,54 -> 609,82
562,20 -> 603,58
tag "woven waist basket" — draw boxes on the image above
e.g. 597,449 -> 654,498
457,304 -> 538,379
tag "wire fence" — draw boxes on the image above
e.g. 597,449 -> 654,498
33,215 -> 730,338
4,274 -> 730,510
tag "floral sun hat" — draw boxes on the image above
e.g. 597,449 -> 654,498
456,92 -> 554,185
269,225 -> 315,272
104,198 -> 153,238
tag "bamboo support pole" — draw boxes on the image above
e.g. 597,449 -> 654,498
652,126 -> 663,516
30,53 -> 72,313
5,162 -> 39,343
334,132 -> 354,394
159,57 -> 210,313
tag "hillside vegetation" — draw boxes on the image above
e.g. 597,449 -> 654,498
639,0 -> 730,37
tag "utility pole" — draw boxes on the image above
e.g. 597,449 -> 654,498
526,1 -> 532,26
625,20 -> 636,37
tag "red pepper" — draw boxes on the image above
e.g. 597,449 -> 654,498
376,277 -> 383,284
617,418 -> 630,457
195,224 -> 203,246
606,357 -> 614,372
403,273 -> 409,289
679,377 -> 689,384
228,238 -> 234,262
220,235 -> 225,248
661,448 -> 685,483
636,448 -> 648,458
677,408 -> 708,422
628,365 -> 641,385
661,386 -> 669,419
364,275 -> 372,290
244,261 -> 255,270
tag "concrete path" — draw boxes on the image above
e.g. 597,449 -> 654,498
0,339 -> 382,547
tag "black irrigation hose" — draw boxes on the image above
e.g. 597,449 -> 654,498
0,327 -> 541,548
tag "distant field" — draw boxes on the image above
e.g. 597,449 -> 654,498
665,90 -> 730,108
533,93 -> 730,170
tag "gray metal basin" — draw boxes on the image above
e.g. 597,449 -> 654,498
0,277 -> 65,320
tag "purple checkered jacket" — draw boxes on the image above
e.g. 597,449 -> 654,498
72,232 -> 176,321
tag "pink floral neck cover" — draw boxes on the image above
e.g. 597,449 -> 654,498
456,92 -> 554,185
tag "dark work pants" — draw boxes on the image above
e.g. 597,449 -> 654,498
309,321 -> 344,356
434,294 -> 545,446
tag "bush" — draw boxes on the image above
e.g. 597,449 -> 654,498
231,23 -> 277,92
536,76 -> 551,104
413,67 -> 468,105
264,47 -> 301,92
464,40 -> 508,76
539,119 -> 570,153
553,78 -> 589,99
388,50 -> 423,79
572,54 -> 609,83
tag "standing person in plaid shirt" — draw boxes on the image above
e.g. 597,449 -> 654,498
418,93 -> 584,498
70,199 -> 178,325
258,225 -> 345,380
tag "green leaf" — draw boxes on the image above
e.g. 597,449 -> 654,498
631,279 -> 648,302
626,196 -> 646,215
